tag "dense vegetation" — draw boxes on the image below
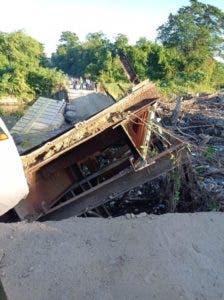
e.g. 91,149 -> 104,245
0,31 -> 67,102
51,0 -> 224,97
0,0 -> 224,102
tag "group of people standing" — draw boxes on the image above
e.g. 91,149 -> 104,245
71,77 -> 96,91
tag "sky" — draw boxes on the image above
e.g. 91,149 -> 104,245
1,0 -> 224,56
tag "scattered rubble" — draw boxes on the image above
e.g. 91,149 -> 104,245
5,80 -> 190,222
1,82 -> 223,222
77,91 -> 224,218
157,92 -> 224,211
0,53 -> 223,300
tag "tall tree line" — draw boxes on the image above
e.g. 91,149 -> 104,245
0,31 -> 67,102
52,0 -> 224,95
0,0 -> 224,101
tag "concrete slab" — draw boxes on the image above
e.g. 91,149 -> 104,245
0,213 -> 223,300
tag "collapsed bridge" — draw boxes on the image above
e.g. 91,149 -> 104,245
1,80 -> 189,222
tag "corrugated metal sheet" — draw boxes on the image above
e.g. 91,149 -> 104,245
21,81 -> 159,170
10,97 -> 67,154
11,97 -> 66,134
11,93 -> 114,154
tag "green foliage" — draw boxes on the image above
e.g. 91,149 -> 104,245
114,34 -> 129,53
27,67 -> 67,98
157,0 -> 224,58
202,146 -> 216,160
156,0 -> 224,97
126,38 -> 153,80
51,1 -> 224,99
0,31 -> 67,101
52,31 -> 132,87
1,1 -> 224,102
207,199 -> 219,211
103,82 -> 131,100
100,54 -> 128,83
212,62 -> 224,89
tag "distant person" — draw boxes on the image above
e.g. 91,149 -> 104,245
86,78 -> 90,90
73,80 -> 77,90
80,77 -> 83,89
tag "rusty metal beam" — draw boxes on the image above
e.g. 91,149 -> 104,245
38,128 -> 124,175
119,53 -> 140,84
22,81 -> 160,172
39,144 -> 188,221
40,156 -> 132,217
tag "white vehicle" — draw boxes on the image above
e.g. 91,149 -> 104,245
0,118 -> 29,216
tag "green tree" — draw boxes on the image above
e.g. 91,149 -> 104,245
51,31 -> 82,76
114,34 -> 129,53
157,0 -> 224,90
60,31 -> 80,47
157,0 -> 224,58
0,31 -> 67,101
83,32 -> 112,80
126,38 -> 153,80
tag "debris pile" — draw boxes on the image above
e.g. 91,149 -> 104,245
157,92 -> 224,211
8,80 -> 187,222
2,80 -> 223,221
83,92 -> 224,218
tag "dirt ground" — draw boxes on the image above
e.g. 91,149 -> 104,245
0,213 -> 224,300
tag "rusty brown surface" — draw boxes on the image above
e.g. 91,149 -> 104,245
21,81 -> 159,172
40,144 -> 189,221
15,169 -> 74,219
119,53 -> 140,84
15,127 -> 132,220
15,82 -> 166,220
33,129 -> 123,175
16,127 -> 186,221
123,110 -> 149,155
